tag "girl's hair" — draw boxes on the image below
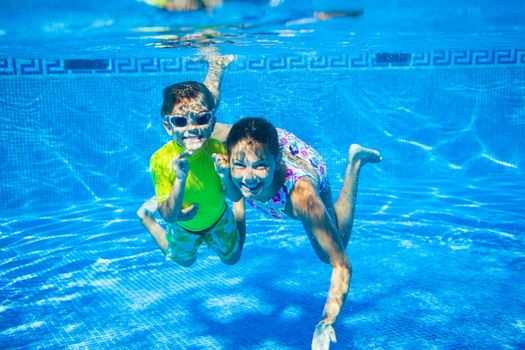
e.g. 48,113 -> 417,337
226,117 -> 280,158
161,81 -> 215,116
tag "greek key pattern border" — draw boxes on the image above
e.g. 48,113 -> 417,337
1,49 -> 524,76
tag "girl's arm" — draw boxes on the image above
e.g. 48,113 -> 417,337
287,177 -> 351,347
213,154 -> 243,202
226,198 -> 246,264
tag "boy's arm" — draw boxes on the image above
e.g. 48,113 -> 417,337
157,151 -> 198,223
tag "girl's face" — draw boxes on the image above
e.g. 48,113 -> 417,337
163,100 -> 215,152
229,138 -> 279,201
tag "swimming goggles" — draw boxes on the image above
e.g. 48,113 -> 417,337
164,111 -> 213,127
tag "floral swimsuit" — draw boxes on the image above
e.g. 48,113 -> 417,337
245,128 -> 328,219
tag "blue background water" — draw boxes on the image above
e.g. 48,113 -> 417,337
1,1 -> 525,349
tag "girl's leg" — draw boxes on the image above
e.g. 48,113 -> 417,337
137,198 -> 168,253
334,144 -> 381,248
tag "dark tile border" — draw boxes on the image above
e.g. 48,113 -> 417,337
1,49 -> 524,77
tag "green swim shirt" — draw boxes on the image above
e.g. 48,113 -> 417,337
150,138 -> 226,232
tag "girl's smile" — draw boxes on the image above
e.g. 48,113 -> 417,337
229,138 -> 285,201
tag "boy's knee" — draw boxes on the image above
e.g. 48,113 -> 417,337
220,248 -> 241,265
173,257 -> 196,267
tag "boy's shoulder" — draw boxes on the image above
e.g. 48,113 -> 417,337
205,138 -> 226,154
150,140 -> 179,163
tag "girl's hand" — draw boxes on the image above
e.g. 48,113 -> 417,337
212,153 -> 230,178
311,321 -> 336,350
171,151 -> 192,180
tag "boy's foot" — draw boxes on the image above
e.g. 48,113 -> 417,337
348,144 -> 382,166
207,53 -> 236,69
137,197 -> 158,220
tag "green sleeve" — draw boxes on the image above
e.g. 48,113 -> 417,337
150,150 -> 174,203
207,138 -> 227,156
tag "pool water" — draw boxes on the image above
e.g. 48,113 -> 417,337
1,0 -> 525,349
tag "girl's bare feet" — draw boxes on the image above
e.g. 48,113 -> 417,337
348,144 -> 382,166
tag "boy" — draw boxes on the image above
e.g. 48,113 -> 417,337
138,54 -> 244,267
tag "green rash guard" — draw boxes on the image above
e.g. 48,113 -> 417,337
150,138 -> 226,232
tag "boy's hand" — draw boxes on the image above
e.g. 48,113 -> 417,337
177,204 -> 199,221
212,154 -> 230,178
171,151 -> 192,180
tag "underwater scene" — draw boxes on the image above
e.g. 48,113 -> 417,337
1,0 -> 524,349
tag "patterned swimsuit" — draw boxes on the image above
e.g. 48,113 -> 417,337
245,128 -> 328,219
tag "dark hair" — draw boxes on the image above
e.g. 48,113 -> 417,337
161,81 -> 215,116
226,117 -> 280,158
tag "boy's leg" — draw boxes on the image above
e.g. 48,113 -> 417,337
199,48 -> 235,142
201,48 -> 235,108
207,203 -> 244,265
165,225 -> 202,267
138,198 -> 197,267
172,256 -> 197,267
137,197 -> 168,253
334,144 -> 381,248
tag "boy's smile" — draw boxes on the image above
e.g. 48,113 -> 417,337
181,130 -> 206,150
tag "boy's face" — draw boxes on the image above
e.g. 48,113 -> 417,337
163,100 -> 215,152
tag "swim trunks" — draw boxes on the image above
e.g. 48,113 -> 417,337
165,204 -> 240,262
245,128 -> 328,219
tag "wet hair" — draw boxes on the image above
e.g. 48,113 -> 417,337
226,117 -> 280,158
161,81 -> 215,116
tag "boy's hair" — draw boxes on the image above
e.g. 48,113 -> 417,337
161,81 -> 215,116
226,117 -> 280,158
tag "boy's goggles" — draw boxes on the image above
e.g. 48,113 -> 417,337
164,111 -> 213,127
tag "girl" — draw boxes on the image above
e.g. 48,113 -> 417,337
214,117 -> 381,350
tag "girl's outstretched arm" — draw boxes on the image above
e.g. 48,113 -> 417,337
287,178 -> 351,350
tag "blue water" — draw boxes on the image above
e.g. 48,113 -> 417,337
1,1 -> 525,349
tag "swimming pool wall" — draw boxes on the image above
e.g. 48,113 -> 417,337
1,48 -> 524,211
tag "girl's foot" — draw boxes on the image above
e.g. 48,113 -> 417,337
348,144 -> 382,166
